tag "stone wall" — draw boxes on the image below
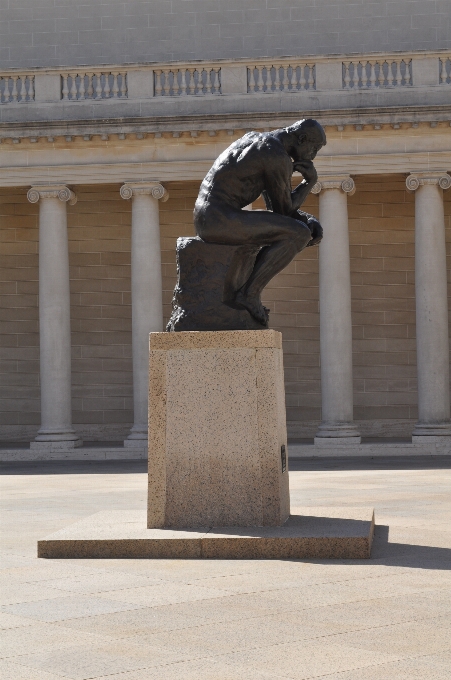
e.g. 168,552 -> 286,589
1,177 -> 450,441
0,188 -> 39,441
1,0 -> 449,69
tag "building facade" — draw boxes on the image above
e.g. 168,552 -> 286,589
1,1 -> 450,454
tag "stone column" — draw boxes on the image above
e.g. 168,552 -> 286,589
27,185 -> 81,449
120,182 -> 168,447
406,172 -> 451,440
312,176 -> 361,445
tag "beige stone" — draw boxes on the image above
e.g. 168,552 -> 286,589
148,330 -> 289,528
37,507 -> 374,560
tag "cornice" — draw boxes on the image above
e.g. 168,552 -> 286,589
0,104 -> 450,143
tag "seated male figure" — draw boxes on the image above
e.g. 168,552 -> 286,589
194,118 -> 326,325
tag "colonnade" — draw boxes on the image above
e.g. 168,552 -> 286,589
27,172 -> 451,448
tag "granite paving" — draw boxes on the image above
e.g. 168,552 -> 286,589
1,458 -> 450,679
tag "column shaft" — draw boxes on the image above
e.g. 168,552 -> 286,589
121,182 -> 167,446
410,175 -> 451,437
27,186 -> 80,447
313,178 -> 360,443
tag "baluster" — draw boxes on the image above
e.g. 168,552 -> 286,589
3,76 -> 10,103
162,69 -> 171,95
404,59 -> 411,85
205,69 -> 213,94
29,75 -> 35,101
299,64 -> 306,90
69,73 -> 77,100
95,72 -> 102,98
212,68 -> 219,93
22,75 -> 31,102
79,73 -> 87,99
247,68 -> 252,93
111,72 -> 119,98
386,61 -> 394,87
369,60 -> 377,88
154,70 -> 162,96
173,70 -> 180,95
103,72 -> 111,98
439,58 -> 447,84
180,69 -> 187,95
18,76 -> 25,102
62,74 -> 69,100
255,66 -> 263,92
117,71 -> 126,97
391,60 -> 399,86
0,77 -> 4,103
192,69 -> 200,95
11,76 -> 19,102
187,68 -> 195,95
87,73 -> 95,99
273,64 -> 282,91
343,61 -> 351,89
282,64 -> 290,91
359,61 -> 366,88
377,61 -> 385,87
215,68 -> 221,93
308,63 -> 315,89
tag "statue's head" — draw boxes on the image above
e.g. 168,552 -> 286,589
283,119 -> 326,162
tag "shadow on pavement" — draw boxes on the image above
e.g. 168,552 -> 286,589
1,456 -> 451,475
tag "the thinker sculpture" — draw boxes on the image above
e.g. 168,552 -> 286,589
167,118 -> 326,332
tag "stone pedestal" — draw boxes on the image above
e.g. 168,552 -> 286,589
37,332 -> 376,561
166,237 -> 265,332
148,330 -> 290,528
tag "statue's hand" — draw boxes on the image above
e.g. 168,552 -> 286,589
293,160 -> 318,185
306,217 -> 323,247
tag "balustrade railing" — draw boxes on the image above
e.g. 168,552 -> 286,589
439,57 -> 451,84
153,67 -> 221,96
61,71 -> 127,100
0,52 -> 448,108
0,74 -> 35,103
342,59 -> 412,88
247,63 -> 315,93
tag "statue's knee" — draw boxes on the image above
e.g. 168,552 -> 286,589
294,224 -> 312,250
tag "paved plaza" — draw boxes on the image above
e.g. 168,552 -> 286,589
1,457 -> 450,680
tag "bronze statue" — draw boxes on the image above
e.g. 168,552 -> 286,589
167,118 -> 326,332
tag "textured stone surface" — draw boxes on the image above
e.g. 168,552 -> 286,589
3,459 -> 451,679
148,330 -> 289,528
166,237 -> 265,332
3,2 -> 448,69
37,508 -> 374,559
151,329 -> 282,350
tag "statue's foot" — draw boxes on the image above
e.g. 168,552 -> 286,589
234,290 -> 269,326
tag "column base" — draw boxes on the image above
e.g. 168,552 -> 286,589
412,421 -> 451,442
124,425 -> 148,448
31,428 -> 82,450
315,422 -> 361,446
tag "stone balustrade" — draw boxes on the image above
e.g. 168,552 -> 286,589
0,51 -> 448,115
0,74 -> 35,103
342,58 -> 412,89
61,71 -> 127,100
247,63 -> 315,93
154,67 -> 221,96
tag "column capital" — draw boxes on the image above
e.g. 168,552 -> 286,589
27,185 -> 77,205
406,172 -> 451,191
311,175 -> 356,196
120,181 -> 169,202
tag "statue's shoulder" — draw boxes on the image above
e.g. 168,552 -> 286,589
256,133 -> 290,161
